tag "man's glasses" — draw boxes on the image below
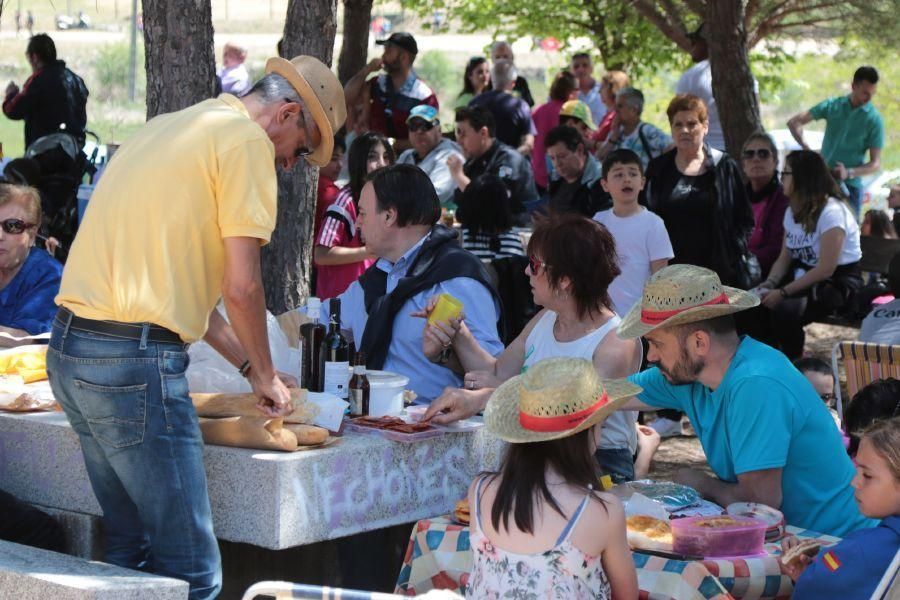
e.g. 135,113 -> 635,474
528,255 -> 545,274
820,392 -> 836,403
408,120 -> 435,133
742,148 -> 772,160
1,219 -> 36,234
286,98 -> 314,158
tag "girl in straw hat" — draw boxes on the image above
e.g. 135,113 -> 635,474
466,357 -> 639,599
420,215 -> 643,482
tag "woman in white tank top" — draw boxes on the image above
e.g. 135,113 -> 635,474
420,215 -> 643,480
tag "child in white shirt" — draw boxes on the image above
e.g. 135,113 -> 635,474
594,149 -> 673,316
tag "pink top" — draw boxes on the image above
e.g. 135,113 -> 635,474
315,185 -> 374,300
531,99 -> 565,189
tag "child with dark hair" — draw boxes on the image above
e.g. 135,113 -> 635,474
314,132 -> 391,299
593,149 -> 673,316
456,174 -> 525,261
467,357 -> 638,598
794,356 -> 842,432
844,378 -> 900,457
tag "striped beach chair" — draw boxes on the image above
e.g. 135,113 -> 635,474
831,341 -> 900,421
242,582 -> 411,600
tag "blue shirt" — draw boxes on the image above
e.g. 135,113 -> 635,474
629,336 -> 876,537
793,515 -> 900,600
578,82 -> 606,127
0,247 -> 62,335
323,234 -> 504,401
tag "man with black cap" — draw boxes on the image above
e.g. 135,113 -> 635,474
675,23 -> 757,151
48,56 -> 346,599
344,32 -> 438,151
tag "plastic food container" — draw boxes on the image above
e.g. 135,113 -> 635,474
366,370 -> 410,417
671,515 -> 767,558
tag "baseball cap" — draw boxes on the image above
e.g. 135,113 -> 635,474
559,100 -> 596,130
687,23 -> 706,41
376,32 -> 418,55
406,104 -> 439,125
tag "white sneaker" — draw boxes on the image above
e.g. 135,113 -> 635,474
649,417 -> 682,438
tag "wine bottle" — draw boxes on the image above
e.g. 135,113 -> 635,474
299,297 -> 326,392
348,351 -> 370,417
320,298 -> 351,399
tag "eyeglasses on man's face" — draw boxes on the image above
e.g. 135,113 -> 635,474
742,148 -> 772,160
408,120 -> 436,133
285,98 -> 315,158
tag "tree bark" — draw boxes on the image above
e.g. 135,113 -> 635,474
337,0 -> 373,85
142,0 -> 216,119
706,0 -> 762,159
261,0 -> 338,314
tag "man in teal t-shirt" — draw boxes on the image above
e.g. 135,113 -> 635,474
616,265 -> 875,537
787,66 -> 884,219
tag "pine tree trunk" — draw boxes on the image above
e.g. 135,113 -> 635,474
706,0 -> 761,159
261,0 -> 338,315
338,0 -> 373,85
142,0 -> 215,119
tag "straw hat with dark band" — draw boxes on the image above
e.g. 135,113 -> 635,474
265,55 -> 347,168
484,357 -> 642,444
617,264 -> 759,340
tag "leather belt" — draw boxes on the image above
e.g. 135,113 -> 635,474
57,307 -> 184,345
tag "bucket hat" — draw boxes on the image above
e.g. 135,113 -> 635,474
265,55 -> 347,167
484,357 -> 641,444
618,264 -> 759,339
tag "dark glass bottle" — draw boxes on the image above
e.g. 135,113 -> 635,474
348,351 -> 370,417
320,298 -> 351,399
299,297 -> 326,392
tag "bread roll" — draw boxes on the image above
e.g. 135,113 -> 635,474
284,423 -> 329,445
626,515 -> 673,551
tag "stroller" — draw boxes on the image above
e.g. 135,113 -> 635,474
24,130 -> 99,263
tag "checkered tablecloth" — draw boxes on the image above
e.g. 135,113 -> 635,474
394,517 -> 732,599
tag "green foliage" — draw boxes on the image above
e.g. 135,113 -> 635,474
94,42 -> 146,103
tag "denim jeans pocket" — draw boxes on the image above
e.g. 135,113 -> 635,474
73,379 -> 148,448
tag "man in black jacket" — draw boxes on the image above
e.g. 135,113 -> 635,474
3,34 -> 89,148
449,106 -> 537,225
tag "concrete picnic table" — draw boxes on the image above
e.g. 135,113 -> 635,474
0,410 -> 504,550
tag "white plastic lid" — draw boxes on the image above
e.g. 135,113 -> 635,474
306,296 -> 321,311
366,370 -> 410,388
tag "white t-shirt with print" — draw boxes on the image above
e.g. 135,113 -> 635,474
593,207 -> 674,315
783,197 -> 862,269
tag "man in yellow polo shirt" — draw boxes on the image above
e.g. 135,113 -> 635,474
46,56 -> 345,599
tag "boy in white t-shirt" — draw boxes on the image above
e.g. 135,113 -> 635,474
593,149 -> 674,316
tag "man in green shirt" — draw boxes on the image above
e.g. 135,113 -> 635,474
787,66 -> 883,219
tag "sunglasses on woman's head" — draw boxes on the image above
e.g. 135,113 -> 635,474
742,148 -> 771,160
1,219 -> 36,234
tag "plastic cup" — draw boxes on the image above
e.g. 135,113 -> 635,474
427,293 -> 463,326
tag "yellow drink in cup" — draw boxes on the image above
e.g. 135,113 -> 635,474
427,293 -> 464,326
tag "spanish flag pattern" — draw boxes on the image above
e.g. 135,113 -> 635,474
822,550 -> 842,572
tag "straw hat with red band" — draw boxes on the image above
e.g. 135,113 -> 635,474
484,357 -> 642,444
617,264 -> 759,340
265,55 -> 347,168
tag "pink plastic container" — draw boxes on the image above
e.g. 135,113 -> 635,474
671,515 -> 767,558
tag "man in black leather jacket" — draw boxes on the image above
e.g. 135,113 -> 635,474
3,34 -> 89,148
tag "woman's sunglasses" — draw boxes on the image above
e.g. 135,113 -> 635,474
742,148 -> 772,160
1,219 -> 36,234
528,255 -> 545,274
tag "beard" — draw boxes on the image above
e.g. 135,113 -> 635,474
656,345 -> 705,385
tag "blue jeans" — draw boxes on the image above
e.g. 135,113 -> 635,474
46,315 -> 221,600
846,183 -> 862,222
594,447 -> 636,484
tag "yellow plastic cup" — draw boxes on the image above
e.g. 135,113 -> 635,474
427,293 -> 464,326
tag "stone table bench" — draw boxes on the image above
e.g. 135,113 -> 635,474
0,539 -> 188,599
0,411 -> 504,550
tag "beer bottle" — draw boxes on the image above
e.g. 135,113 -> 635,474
348,351 -> 370,417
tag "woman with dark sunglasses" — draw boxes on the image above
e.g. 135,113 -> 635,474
741,132 -> 789,276
0,183 -> 62,345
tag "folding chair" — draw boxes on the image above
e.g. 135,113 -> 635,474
869,548 -> 900,600
242,582 -> 410,600
831,341 -> 900,421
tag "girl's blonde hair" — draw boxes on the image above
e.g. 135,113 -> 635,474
862,416 -> 900,481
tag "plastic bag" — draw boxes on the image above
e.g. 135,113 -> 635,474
186,303 -> 300,393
